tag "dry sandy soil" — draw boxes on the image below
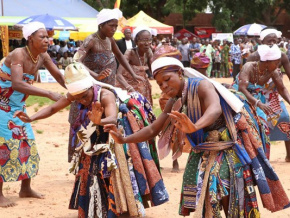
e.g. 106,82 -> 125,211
2,77 -> 290,218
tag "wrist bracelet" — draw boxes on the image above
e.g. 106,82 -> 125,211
255,100 -> 260,107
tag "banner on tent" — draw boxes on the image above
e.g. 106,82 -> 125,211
38,69 -> 64,83
212,33 -> 233,43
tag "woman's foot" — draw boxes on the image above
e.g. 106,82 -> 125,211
0,195 -> 16,207
171,160 -> 180,173
19,189 -> 44,199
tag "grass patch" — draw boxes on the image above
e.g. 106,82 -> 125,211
36,129 -> 44,134
152,93 -> 160,100
153,105 -> 162,117
26,96 -> 54,107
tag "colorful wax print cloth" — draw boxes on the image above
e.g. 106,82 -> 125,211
69,86 -> 168,217
179,77 -> 290,217
69,85 -> 118,218
68,37 -> 117,162
0,63 -> 39,182
262,76 -> 290,141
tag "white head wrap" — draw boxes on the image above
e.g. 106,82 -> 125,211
257,44 -> 281,61
97,8 -> 122,25
22,21 -> 46,40
260,28 -> 281,41
151,57 -> 184,75
132,26 -> 157,40
65,63 -> 94,95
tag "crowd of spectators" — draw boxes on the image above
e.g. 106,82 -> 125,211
1,33 -> 290,79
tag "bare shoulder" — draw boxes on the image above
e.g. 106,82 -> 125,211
5,48 -> 26,64
198,79 -> 215,94
100,88 -> 116,102
247,51 -> 259,62
281,52 -> 289,63
82,34 -> 96,48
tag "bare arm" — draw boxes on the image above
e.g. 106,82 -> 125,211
104,98 -> 176,143
194,80 -> 222,130
238,65 -> 258,106
42,53 -> 66,88
14,95 -> 71,122
111,38 -> 144,82
73,35 -> 105,80
10,50 -> 61,101
99,89 -> 118,125
272,70 -> 290,105
116,49 -> 135,91
281,52 -> 290,81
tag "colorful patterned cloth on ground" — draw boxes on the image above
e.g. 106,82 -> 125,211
0,63 -> 39,182
69,86 -> 168,217
179,77 -> 290,217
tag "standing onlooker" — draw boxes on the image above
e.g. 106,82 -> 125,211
171,36 -> 180,48
230,38 -> 241,81
177,37 -> 190,67
241,37 -> 253,64
212,40 -> 221,77
220,39 -> 230,77
200,39 -> 214,77
116,28 -> 136,54
189,37 -> 200,61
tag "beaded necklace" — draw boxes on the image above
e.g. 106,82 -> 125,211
94,33 -> 110,51
26,46 -> 39,64
135,48 -> 146,66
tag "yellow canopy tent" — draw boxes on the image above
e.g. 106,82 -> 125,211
68,17 -> 125,41
126,11 -> 173,34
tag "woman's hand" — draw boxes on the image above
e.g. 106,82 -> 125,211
258,102 -> 273,115
97,68 -> 112,80
104,124 -> 125,144
168,111 -> 197,133
132,74 -> 146,83
87,102 -> 104,125
48,91 -> 63,102
13,111 -> 33,123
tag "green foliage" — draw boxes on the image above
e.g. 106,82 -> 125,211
84,0 -> 290,33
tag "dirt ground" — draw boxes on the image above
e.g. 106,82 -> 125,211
2,77 -> 290,218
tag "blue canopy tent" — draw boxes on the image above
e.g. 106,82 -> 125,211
0,0 -> 98,18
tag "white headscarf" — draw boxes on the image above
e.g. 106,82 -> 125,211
257,44 -> 281,61
65,62 -> 130,100
260,28 -> 281,41
132,26 -> 157,40
22,21 -> 46,40
96,8 -> 123,25
151,57 -> 184,75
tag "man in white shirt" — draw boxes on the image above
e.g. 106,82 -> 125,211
116,28 -> 136,54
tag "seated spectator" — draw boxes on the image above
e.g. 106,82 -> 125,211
58,41 -> 68,56
58,52 -> 72,69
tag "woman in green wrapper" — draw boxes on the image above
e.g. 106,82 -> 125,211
104,52 -> 290,217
